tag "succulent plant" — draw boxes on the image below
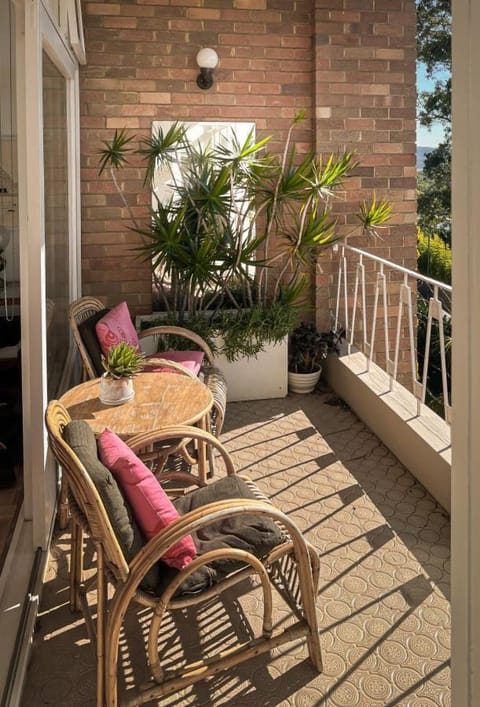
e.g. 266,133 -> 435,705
101,342 -> 145,379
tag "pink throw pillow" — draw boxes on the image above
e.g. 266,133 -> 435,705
95,302 -> 140,357
98,428 -> 196,570
144,350 -> 204,376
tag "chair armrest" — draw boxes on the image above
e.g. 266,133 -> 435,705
138,325 -> 215,365
123,498 -> 310,594
126,424 -> 236,475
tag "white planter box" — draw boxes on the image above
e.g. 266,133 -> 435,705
136,314 -> 288,402
216,338 -> 288,402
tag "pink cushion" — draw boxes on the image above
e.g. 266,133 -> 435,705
95,302 -> 140,357
144,350 -> 204,375
98,428 -> 196,570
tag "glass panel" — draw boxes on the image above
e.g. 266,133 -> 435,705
0,0 -> 19,317
43,51 -> 69,398
0,0 -> 22,573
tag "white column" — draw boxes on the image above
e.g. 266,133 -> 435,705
451,1 -> 480,704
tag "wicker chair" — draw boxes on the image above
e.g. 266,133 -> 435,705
68,296 -> 227,438
46,400 -> 322,707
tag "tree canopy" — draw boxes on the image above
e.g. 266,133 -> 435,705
417,0 -> 451,243
417,0 -> 451,125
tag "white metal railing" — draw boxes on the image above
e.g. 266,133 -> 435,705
333,244 -> 452,424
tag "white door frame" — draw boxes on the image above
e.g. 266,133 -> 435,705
16,0 -> 80,548
452,1 -> 480,704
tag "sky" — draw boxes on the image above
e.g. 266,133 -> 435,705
416,63 -> 449,148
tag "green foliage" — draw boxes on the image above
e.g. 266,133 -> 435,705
417,0 -> 451,127
141,313 -> 216,352
102,342 -> 145,378
142,302 -> 298,363
417,0 -> 451,242
99,113 -> 391,359
417,139 -> 451,244
417,227 -> 451,283
288,322 -> 328,373
98,128 -> 134,175
216,302 -> 299,362
357,194 -> 393,237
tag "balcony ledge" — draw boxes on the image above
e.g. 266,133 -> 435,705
326,349 -> 451,512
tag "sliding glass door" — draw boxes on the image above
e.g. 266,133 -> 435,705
16,0 -> 80,549
42,52 -> 70,399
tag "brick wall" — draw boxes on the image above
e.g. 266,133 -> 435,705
312,0 -> 417,388
80,0 -> 314,314
80,0 -> 416,328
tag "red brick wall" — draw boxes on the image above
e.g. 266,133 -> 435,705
80,0 -> 416,325
312,1 -> 417,389
80,0 -> 314,314
313,0 -> 417,334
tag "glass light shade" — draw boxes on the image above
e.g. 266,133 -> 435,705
196,48 -> 219,70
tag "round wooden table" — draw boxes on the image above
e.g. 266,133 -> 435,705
59,373 -> 214,514
60,371 -> 213,440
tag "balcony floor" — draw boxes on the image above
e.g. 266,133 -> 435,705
22,390 -> 450,706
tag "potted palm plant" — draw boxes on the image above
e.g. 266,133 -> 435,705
97,112 -> 391,400
99,342 -> 146,406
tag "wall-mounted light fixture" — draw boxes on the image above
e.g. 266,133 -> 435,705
196,48 -> 219,90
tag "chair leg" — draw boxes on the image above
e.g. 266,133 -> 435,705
299,554 -> 323,672
58,476 -> 69,530
307,627 -> 323,672
70,521 -> 83,612
96,545 -> 106,707
196,415 -> 209,485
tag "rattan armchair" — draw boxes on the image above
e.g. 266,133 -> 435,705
68,296 -> 227,438
46,400 -> 322,707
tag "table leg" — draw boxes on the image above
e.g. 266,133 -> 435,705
197,415 -> 209,485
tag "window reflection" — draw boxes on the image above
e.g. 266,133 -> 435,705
43,52 -> 69,398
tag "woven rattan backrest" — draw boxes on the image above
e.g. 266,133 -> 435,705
69,296 -> 106,380
46,400 -> 130,584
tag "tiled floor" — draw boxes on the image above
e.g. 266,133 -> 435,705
22,390 -> 450,706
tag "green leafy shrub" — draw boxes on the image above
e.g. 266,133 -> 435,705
417,227 -> 451,284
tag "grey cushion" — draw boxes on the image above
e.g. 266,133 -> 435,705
63,420 -> 159,591
155,475 -> 285,596
77,308 -> 110,377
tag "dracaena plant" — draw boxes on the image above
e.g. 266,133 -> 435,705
98,113 -> 391,360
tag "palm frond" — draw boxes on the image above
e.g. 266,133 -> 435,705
98,128 -> 135,175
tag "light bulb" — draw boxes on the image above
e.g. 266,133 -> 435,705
196,48 -> 219,70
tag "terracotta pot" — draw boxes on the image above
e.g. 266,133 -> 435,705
288,367 -> 322,394
98,375 -> 134,406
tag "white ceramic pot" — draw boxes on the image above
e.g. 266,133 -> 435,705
99,375 -> 134,406
288,368 -> 322,394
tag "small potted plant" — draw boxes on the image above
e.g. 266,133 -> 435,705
99,341 -> 145,406
288,322 -> 331,394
